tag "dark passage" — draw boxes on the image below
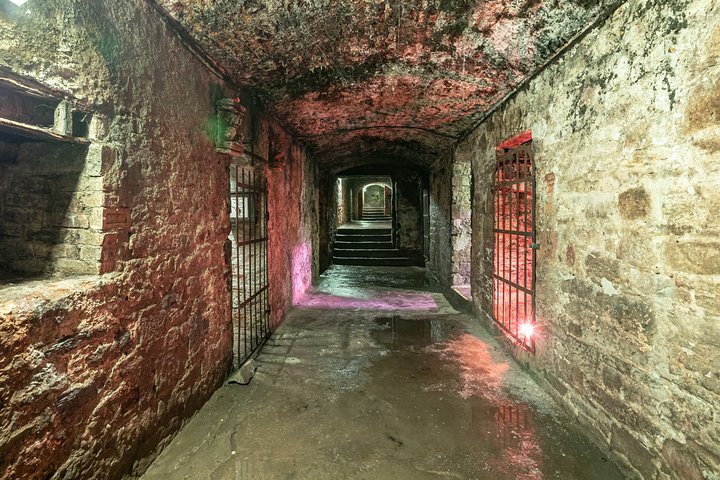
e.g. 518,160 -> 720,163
142,266 -> 624,480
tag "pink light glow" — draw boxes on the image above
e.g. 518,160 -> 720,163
291,242 -> 313,305
297,291 -> 439,311
429,333 -> 510,401
519,322 -> 535,339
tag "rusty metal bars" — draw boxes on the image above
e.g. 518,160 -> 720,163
492,142 -> 536,353
230,165 -> 271,367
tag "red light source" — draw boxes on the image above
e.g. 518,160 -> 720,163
519,322 -> 535,339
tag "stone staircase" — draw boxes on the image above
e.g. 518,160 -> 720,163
360,206 -> 391,222
332,225 -> 413,266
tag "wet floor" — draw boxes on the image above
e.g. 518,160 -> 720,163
141,266 -> 624,480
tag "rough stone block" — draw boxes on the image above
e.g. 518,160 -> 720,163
584,252 -> 621,283
666,238 -> 720,275
61,213 -> 90,229
53,100 -> 73,136
0,223 -> 25,237
52,243 -> 81,260
102,207 -> 130,231
610,427 -> 656,479
79,245 -> 102,263
80,192 -> 105,209
661,439 -> 704,480
618,187 -> 651,220
10,258 -> 46,274
3,192 -> 47,208
227,359 -> 256,385
662,192 -> 715,236
51,258 -> 96,275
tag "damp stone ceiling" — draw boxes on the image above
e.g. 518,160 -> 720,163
156,0 -> 621,167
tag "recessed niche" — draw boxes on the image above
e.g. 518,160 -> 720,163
0,140 -> 102,281
0,72 -> 102,283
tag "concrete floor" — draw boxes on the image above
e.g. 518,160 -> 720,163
141,266 -> 623,480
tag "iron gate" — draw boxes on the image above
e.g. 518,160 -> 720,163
492,140 -> 536,352
422,185 -> 430,260
230,165 -> 270,366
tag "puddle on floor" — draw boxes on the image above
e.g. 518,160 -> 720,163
372,315 -> 461,348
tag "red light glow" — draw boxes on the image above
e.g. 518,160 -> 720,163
519,323 -> 535,339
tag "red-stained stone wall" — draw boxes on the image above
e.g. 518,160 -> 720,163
266,131 -> 319,324
0,2 -> 317,479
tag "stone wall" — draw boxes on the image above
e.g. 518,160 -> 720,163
266,125 -> 319,321
0,2 -> 317,479
428,152 -> 453,285
317,172 -> 336,273
345,176 -> 389,221
337,178 -> 349,226
346,173 -> 423,258
363,184 -> 385,209
0,141 -> 102,276
395,172 -> 423,256
463,1 -> 720,478
451,143 -> 473,286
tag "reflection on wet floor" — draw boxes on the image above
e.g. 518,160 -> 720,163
297,290 -> 441,311
373,315 -> 455,347
142,266 -> 624,480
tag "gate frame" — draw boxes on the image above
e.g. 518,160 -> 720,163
230,163 -> 271,367
492,134 -> 537,353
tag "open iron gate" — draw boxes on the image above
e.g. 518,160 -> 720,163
230,165 -> 270,367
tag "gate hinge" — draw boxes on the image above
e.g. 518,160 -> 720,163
530,243 -> 540,250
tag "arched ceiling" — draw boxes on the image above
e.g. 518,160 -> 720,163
156,0 -> 620,167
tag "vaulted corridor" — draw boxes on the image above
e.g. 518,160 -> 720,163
1,1 -> 718,479
142,266 -> 624,480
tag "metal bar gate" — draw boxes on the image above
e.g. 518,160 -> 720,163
422,185 -> 430,260
230,165 -> 270,367
492,141 -> 536,353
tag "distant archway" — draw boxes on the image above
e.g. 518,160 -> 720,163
362,182 -> 392,213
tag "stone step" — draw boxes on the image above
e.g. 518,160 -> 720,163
336,228 -> 390,235
333,248 -> 402,258
332,256 -> 414,266
336,235 -> 392,243
334,241 -> 394,249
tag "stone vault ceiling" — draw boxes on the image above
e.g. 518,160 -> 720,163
156,0 -> 620,166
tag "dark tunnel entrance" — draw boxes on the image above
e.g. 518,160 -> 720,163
320,165 -> 427,271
